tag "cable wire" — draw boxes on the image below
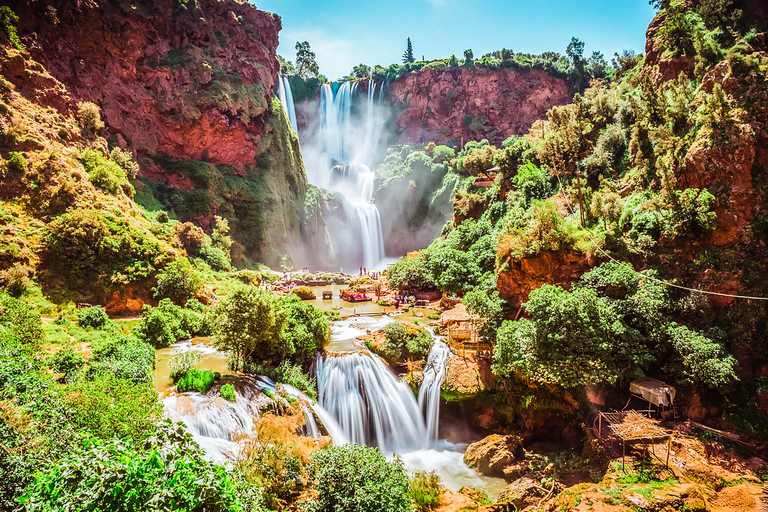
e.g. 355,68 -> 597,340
547,166 -> 768,301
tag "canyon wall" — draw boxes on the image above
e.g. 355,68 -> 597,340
10,0 -> 332,268
387,67 -> 573,147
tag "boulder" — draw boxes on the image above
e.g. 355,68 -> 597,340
463,434 -> 524,478
497,475 -> 544,509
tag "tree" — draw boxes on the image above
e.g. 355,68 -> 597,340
463,49 -> 474,65
587,51 -> 608,79
352,63 -> 371,79
295,41 -> 320,79
402,37 -> 415,64
277,54 -> 295,75
153,259 -> 202,305
210,215 -> 232,261
211,285 -> 288,368
612,49 -> 642,78
566,37 -> 585,74
308,445 -> 411,512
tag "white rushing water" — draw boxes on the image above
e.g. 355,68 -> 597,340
276,75 -> 298,132
418,340 -> 451,442
280,77 -> 387,269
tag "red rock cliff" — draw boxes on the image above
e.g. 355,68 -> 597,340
388,67 -> 573,147
13,0 -> 280,169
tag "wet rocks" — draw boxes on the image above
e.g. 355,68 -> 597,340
463,434 -> 524,479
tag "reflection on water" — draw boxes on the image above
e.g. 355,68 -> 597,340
154,338 -> 231,392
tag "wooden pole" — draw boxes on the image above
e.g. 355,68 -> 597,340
666,436 -> 671,469
622,440 -> 625,472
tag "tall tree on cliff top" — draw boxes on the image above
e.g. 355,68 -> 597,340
295,41 -> 320,79
402,37 -> 415,64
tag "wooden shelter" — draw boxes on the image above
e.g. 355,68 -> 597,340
629,377 -> 677,418
439,304 -> 492,356
598,410 -> 672,472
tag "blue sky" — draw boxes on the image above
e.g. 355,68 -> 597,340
254,0 -> 657,81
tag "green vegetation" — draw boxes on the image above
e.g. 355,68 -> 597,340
493,261 -> 737,388
176,367 -> 218,394
134,298 -> 207,348
0,6 -> 22,50
212,285 -> 329,370
153,258 -> 203,305
409,470 -> 443,511
220,383 -> 236,402
380,322 -> 433,361
76,305 -> 109,329
307,444 -> 411,512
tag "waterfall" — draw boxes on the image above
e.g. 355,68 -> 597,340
418,340 -> 451,442
313,81 -> 386,269
316,350 -> 427,453
162,392 -> 262,463
315,334 -> 450,453
276,76 -> 298,132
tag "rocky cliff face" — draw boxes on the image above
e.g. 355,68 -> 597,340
10,0 -> 328,268
388,67 -> 573,147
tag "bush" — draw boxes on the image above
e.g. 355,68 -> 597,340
0,293 -> 42,346
80,149 -> 130,195
0,7 -> 22,51
380,322 -> 433,361
109,147 -> 139,179
76,101 -> 104,133
176,222 -> 206,255
20,422 -> 249,512
176,367 -> 217,394
292,285 -> 316,300
199,243 -> 231,271
134,298 -> 203,348
153,259 -> 202,305
0,262 -> 32,297
7,151 -> 26,173
308,444 -> 411,512
279,294 -> 329,365
237,269 -> 262,286
410,470 -> 442,511
76,305 -> 110,329
220,383 -> 236,402
48,347 -> 85,381
64,375 -> 162,443
167,351 -> 202,381
387,255 -> 437,292
46,209 -> 161,285
86,335 -> 156,384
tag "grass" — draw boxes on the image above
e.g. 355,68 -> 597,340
176,368 -> 217,394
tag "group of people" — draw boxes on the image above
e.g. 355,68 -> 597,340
393,293 -> 415,310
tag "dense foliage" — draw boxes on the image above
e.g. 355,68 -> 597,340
307,444 -> 411,512
134,298 -> 207,348
492,262 -> 738,388
212,285 -> 329,369
379,322 -> 433,361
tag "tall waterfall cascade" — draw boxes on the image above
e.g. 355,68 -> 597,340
278,77 -> 387,269
276,76 -> 298,131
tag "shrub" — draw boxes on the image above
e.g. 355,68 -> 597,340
381,322 -> 433,361
80,149 -> 130,195
220,383 -> 236,402
387,255 -> 437,292
237,269 -> 262,286
292,285 -> 316,300
109,146 -> 139,179
76,101 -> 105,133
176,368 -> 217,394
153,259 -> 202,305
0,293 -> 42,346
0,7 -> 22,51
279,294 -> 329,365
167,351 -> 202,381
20,422 -> 248,512
46,209 -> 161,285
134,298 -> 202,348
0,262 -> 32,297
7,151 -> 26,173
76,305 -> 110,329
176,222 -> 206,255
48,347 -> 85,381
199,243 -> 231,271
308,444 -> 411,512
86,335 -> 156,384
410,470 -> 442,511
64,375 -> 162,442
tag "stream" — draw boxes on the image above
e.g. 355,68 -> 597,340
155,297 -> 507,499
